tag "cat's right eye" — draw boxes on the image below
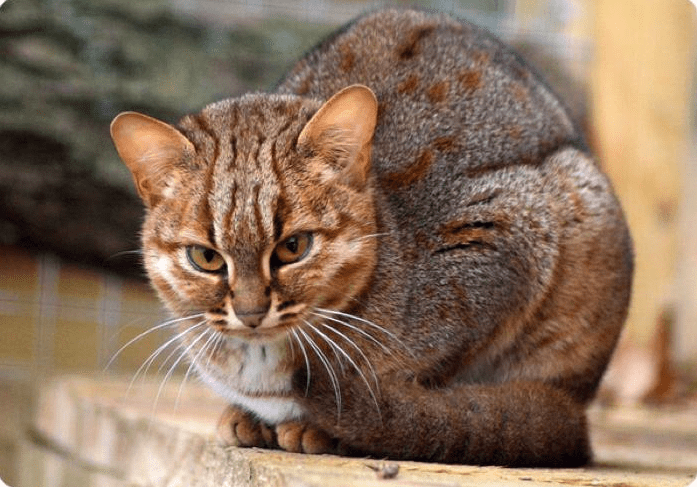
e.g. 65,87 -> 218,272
186,245 -> 226,273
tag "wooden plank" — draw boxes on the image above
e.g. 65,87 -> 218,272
22,375 -> 697,487
591,0 -> 697,348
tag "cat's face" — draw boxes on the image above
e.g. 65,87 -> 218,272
112,86 -> 379,344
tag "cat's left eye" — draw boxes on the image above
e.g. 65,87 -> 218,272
273,233 -> 313,265
186,245 -> 226,273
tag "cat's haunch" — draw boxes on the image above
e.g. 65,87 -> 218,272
111,8 -> 632,467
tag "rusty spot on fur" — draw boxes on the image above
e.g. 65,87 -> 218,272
381,149 -> 435,189
432,136 -> 458,153
423,285 -> 437,299
451,278 -> 469,303
415,230 -> 435,253
511,83 -> 529,103
472,50 -> 490,66
397,25 -> 435,60
401,230 -> 432,261
427,80 -> 449,103
296,73 -> 314,96
338,43 -> 355,72
402,244 -> 420,262
458,69 -> 483,93
397,74 -> 419,94
567,190 -> 586,225
507,125 -> 522,140
510,61 -> 530,81
288,59 -> 307,78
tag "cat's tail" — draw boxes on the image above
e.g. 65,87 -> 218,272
304,378 -> 591,467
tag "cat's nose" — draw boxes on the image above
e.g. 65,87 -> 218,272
232,274 -> 271,329
235,310 -> 267,329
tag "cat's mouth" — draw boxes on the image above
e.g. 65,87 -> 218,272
208,319 -> 296,342
203,300 -> 310,341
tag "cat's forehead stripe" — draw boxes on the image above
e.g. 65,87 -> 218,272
192,97 -> 322,252
207,114 -> 285,251
185,112 -> 221,167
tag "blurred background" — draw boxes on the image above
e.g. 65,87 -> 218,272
0,0 -> 695,484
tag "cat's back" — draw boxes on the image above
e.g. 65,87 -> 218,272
276,8 -> 581,181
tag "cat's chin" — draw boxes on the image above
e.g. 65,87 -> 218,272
193,334 -> 304,424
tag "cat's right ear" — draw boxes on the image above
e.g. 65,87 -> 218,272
110,112 -> 194,207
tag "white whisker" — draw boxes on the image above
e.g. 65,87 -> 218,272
204,331 -> 225,372
306,323 -> 346,372
152,326 -> 211,418
290,328 -> 311,395
312,311 -> 391,354
316,308 -> 414,356
154,317 -> 210,376
105,314 -> 205,372
298,324 -> 342,419
109,249 -> 143,258
127,321 -> 206,396
310,322 -> 382,419
156,335 -> 192,375
353,232 -> 389,242
286,330 -> 296,361
319,323 -> 380,390
175,328 -> 219,411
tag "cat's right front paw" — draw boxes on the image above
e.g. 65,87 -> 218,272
216,405 -> 274,448
275,421 -> 336,455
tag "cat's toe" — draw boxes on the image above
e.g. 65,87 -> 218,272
276,421 -> 335,454
217,405 -> 274,448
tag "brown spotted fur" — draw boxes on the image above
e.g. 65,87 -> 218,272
110,9 -> 632,467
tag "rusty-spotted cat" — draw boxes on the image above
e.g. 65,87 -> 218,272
110,8 -> 632,466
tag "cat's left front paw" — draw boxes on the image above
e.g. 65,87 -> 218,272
217,405 -> 274,448
276,421 -> 336,454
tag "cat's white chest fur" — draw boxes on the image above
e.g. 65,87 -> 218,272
193,337 -> 305,424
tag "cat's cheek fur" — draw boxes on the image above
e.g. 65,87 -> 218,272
273,232 -> 376,312
145,250 -> 220,312
150,255 -> 183,299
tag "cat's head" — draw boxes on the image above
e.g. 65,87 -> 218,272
111,85 -> 379,342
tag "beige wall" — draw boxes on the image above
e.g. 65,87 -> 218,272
0,245 -> 166,376
591,0 -> 697,359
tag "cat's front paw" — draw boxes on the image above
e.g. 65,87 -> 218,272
276,421 -> 336,455
217,405 -> 274,448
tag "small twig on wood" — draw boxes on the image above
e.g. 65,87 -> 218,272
365,461 -> 399,479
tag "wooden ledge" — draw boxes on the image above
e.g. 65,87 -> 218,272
20,375 -> 697,486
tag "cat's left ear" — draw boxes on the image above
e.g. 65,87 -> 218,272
110,112 -> 195,207
298,84 -> 378,187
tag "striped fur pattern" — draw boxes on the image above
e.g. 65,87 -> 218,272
110,9 -> 633,467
